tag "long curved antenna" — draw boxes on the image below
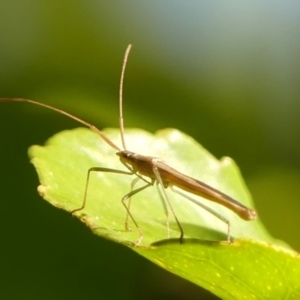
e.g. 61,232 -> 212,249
119,44 -> 132,151
0,98 -> 121,151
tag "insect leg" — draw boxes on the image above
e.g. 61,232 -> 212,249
120,163 -> 154,231
152,166 -> 184,243
71,167 -> 133,215
124,176 -> 140,231
122,181 -> 153,245
154,183 -> 170,238
170,186 -> 231,243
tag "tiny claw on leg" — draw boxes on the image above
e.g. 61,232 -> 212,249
179,232 -> 184,244
70,207 -> 83,216
226,221 -> 232,243
166,215 -> 170,239
227,235 -> 232,244
134,228 -> 143,246
125,221 -> 132,232
134,236 -> 142,246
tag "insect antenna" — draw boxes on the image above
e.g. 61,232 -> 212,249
119,44 -> 132,151
0,98 -> 121,151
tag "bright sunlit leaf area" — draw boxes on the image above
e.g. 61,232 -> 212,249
28,127 -> 300,299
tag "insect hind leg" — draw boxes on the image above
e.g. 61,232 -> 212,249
170,186 -> 231,243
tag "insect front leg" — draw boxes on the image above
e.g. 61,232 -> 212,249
70,167 -> 133,215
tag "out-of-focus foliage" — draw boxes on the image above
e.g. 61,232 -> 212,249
0,2 -> 300,299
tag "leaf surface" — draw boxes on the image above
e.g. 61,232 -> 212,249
28,128 -> 300,299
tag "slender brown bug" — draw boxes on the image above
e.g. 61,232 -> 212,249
0,45 -> 256,245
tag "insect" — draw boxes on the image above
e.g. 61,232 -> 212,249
0,45 -> 257,245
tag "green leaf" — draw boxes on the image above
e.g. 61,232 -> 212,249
28,128 -> 300,299
137,239 -> 300,299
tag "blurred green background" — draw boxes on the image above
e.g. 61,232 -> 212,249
0,2 -> 300,299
